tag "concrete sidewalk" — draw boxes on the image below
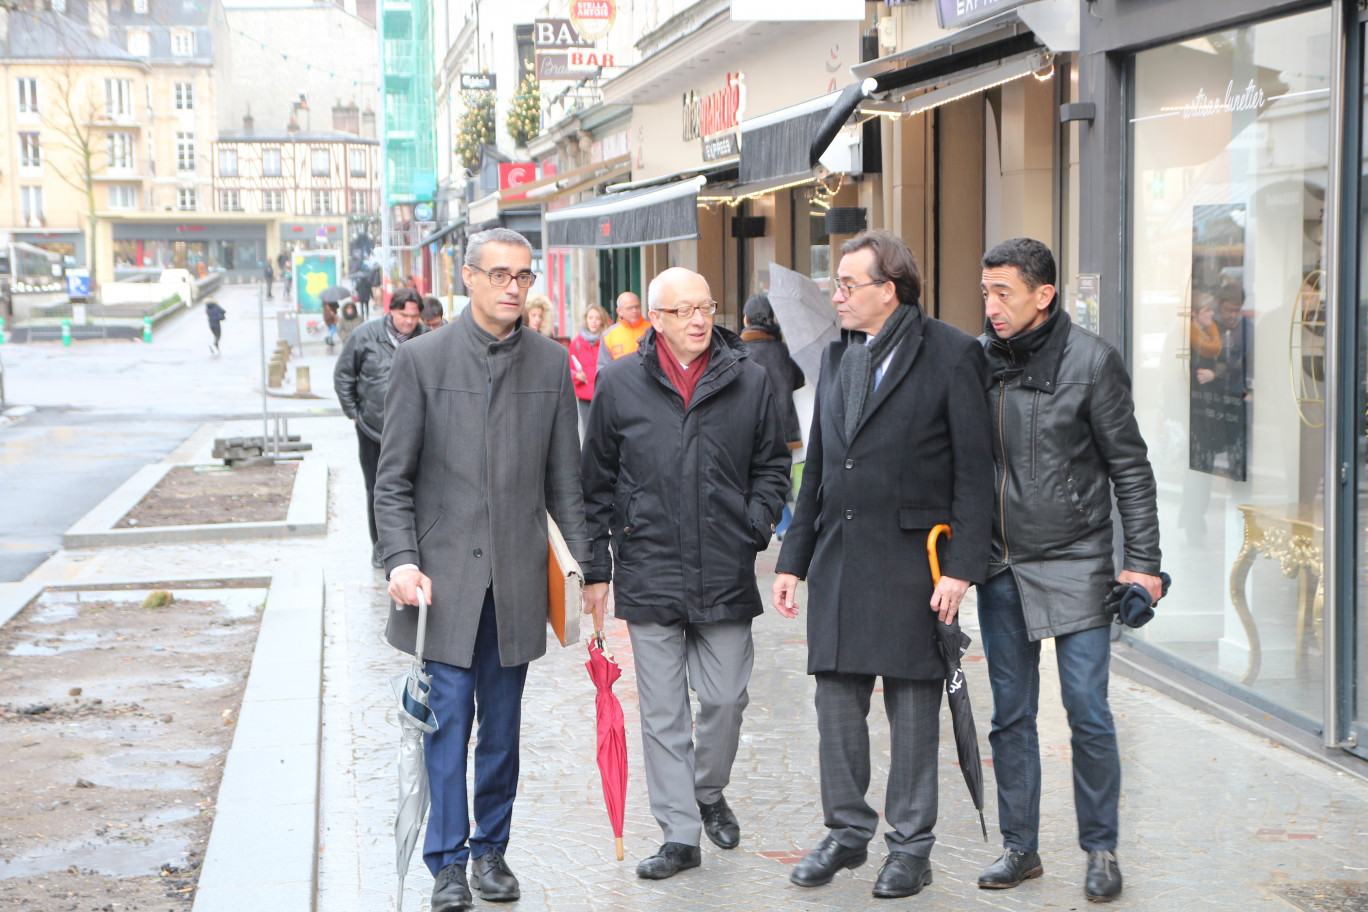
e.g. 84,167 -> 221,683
6,412 -> 1367,911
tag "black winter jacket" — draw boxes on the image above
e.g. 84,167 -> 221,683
333,316 -> 427,443
983,307 -> 1162,640
740,328 -> 806,445
581,326 -> 792,625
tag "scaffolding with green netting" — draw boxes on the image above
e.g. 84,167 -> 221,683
379,0 -> 436,207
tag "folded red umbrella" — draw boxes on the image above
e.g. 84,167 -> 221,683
586,629 -> 627,860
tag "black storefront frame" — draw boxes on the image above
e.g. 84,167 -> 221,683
1079,0 -> 1367,762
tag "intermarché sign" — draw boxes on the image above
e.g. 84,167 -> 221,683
935,0 -> 1030,29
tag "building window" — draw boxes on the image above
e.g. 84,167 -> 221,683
263,146 -> 282,177
311,189 -> 332,215
350,189 -> 368,215
219,189 -> 241,211
108,185 -> 137,210
177,187 -> 197,210
127,29 -> 149,57
176,132 -> 195,172
174,81 -> 194,110
19,132 -> 41,168
1126,7 -> 1332,718
132,0 -> 147,11
107,132 -> 134,169
105,78 -> 133,117
349,148 -> 366,178
219,147 -> 238,177
171,30 -> 193,57
16,78 -> 37,115
311,148 -> 330,177
263,189 -> 284,212
52,0 -> 66,12
21,186 -> 43,225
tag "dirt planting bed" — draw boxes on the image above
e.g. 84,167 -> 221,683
116,464 -> 297,528
0,586 -> 266,910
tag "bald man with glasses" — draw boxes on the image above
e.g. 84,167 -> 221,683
581,267 -> 791,880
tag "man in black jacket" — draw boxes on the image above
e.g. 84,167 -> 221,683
975,238 -> 1162,903
333,288 -> 426,566
773,230 -> 993,899
581,267 -> 790,881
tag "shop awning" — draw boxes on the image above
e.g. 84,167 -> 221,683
739,91 -> 844,185
545,176 -> 706,249
416,217 -> 466,249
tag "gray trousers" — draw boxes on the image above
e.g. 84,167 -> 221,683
627,619 -> 754,846
815,672 -> 942,856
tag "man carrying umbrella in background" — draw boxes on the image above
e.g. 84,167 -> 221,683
772,230 -> 993,899
581,267 -> 790,881
373,227 -> 589,912
975,238 -> 1162,903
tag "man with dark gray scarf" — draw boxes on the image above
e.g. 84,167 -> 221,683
374,228 -> 589,912
773,230 -> 993,899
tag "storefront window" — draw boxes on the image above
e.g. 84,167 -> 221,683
1129,8 -> 1331,722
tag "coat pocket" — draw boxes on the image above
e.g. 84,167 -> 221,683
417,509 -> 444,543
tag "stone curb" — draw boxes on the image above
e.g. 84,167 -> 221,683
191,568 -> 325,912
62,457 -> 328,548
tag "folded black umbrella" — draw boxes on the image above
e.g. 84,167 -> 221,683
1107,571 -> 1172,628
933,617 -> 988,841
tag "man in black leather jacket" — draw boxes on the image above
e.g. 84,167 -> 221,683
975,238 -> 1163,903
333,288 -> 426,566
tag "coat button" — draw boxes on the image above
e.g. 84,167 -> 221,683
844,459 -> 854,469
844,509 -> 854,520
473,548 -> 483,558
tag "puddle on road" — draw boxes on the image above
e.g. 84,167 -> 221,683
28,588 -> 267,624
92,747 -> 219,790
8,631 -> 102,655
172,672 -> 236,690
0,837 -> 192,879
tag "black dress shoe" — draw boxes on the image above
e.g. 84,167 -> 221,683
872,852 -> 933,899
470,850 -> 520,902
978,848 -> 1044,889
1084,850 -> 1122,902
636,842 -> 701,880
698,795 -> 740,849
431,862 -> 473,912
789,835 -> 868,887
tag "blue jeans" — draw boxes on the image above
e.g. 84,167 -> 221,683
977,569 -> 1120,853
422,590 -> 528,874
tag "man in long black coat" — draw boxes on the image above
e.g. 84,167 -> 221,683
773,230 -> 993,899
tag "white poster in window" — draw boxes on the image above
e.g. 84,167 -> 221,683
731,0 -> 864,21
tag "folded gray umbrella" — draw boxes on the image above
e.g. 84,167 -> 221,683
392,587 -> 437,912
767,263 -> 841,382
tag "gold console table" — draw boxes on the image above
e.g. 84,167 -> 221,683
1228,503 -> 1323,685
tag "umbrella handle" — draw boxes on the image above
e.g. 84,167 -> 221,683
927,524 -> 952,585
414,587 -> 429,666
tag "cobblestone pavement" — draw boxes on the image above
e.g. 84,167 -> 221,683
13,414 -> 1368,912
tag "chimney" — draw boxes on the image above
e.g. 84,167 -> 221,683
287,117 -> 300,134
361,107 -> 376,140
243,112 -> 254,133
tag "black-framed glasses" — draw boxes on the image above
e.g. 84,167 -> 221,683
655,300 -> 718,319
469,264 -> 537,288
833,278 -> 887,297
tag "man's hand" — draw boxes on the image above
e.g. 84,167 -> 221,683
930,575 -> 971,625
583,582 -> 610,634
1118,570 -> 1164,605
388,567 -> 433,607
1195,368 -> 1215,384
772,573 -> 801,619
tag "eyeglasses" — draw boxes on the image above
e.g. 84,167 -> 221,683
469,265 -> 537,288
833,278 -> 888,297
654,301 -> 718,320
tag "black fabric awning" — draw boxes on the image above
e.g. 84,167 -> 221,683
545,176 -> 705,249
739,92 -> 841,185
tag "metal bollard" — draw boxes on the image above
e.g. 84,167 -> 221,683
142,315 -> 153,343
61,318 -> 71,347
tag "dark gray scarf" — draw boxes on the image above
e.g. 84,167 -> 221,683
840,303 -> 917,440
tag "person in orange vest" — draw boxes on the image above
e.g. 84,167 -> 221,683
596,291 -> 649,369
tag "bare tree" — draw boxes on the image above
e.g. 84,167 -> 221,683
47,58 -> 106,292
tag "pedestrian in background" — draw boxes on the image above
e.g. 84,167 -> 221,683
421,295 -> 446,331
773,230 -> 993,900
282,262 -> 293,300
597,291 -> 649,369
337,299 -> 363,346
524,294 -> 558,339
975,238 -> 1162,903
568,304 -> 607,437
323,300 -> 339,349
375,228 -> 588,912
739,293 -> 805,538
582,267 -> 790,881
333,288 -> 427,568
204,297 -> 226,355
264,260 -> 274,301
